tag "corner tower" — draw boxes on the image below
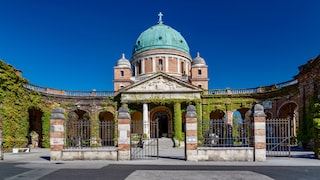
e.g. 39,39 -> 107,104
191,52 -> 209,90
113,53 -> 132,91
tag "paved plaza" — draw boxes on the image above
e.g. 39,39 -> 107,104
1,138 -> 320,179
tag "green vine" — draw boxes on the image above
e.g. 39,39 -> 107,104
0,60 -> 53,151
173,102 -> 183,143
313,103 -> 320,158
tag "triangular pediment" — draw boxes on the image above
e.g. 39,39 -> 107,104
123,73 -> 200,93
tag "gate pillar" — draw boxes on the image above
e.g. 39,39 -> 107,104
252,104 -> 266,161
185,105 -> 198,161
50,108 -> 65,161
117,106 -> 131,160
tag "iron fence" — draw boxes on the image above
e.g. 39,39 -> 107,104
130,120 -> 159,160
66,120 -> 115,148
201,119 -> 251,147
266,118 -> 291,157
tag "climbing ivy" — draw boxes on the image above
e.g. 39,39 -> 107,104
0,59 -> 50,151
297,95 -> 315,149
173,102 -> 183,143
313,103 -> 320,158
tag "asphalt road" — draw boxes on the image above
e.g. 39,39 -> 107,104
1,163 -> 319,180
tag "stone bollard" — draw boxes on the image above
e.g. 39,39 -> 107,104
117,106 -> 131,160
252,104 -> 266,161
50,108 -> 65,161
185,105 -> 198,161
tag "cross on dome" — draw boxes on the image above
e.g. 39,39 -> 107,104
158,12 -> 163,24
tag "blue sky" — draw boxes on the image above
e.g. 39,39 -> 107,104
0,0 -> 319,91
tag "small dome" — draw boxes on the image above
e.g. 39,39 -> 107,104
132,12 -> 190,55
116,53 -> 131,68
192,52 -> 206,66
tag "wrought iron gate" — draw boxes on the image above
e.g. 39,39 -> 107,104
130,120 -> 159,160
266,118 -> 291,157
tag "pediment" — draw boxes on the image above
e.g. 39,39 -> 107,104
125,73 -> 199,93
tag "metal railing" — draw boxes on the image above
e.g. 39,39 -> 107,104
66,120 -> 115,148
266,118 -> 291,157
201,119 -> 251,147
206,79 -> 298,95
24,79 -> 298,97
24,83 -> 114,97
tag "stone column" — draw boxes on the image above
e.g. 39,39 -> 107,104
50,108 -> 65,161
142,59 -> 145,74
143,103 -> 150,138
252,104 -> 266,161
117,106 -> 131,160
152,58 -> 156,73
185,105 -> 198,161
165,56 -> 168,72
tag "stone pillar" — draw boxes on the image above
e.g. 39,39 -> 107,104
152,58 -> 156,73
165,56 -> 168,72
142,59 -> 145,74
50,108 -> 65,161
185,105 -> 198,161
252,104 -> 266,161
117,106 -> 131,160
143,103 -> 150,138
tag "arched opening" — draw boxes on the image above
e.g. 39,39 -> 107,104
237,108 -> 250,120
150,106 -> 172,138
99,111 -> 114,146
28,108 -> 43,147
68,110 -> 90,147
232,110 -> 246,146
278,102 -> 298,137
154,111 -> 169,137
210,109 -> 225,120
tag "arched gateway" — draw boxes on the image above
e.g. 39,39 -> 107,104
150,107 -> 172,138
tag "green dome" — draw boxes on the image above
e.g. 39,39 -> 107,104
133,18 -> 190,55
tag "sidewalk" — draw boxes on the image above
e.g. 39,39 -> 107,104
1,147 -> 319,167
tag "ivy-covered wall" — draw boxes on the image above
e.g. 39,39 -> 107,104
313,102 -> 320,158
0,60 -> 52,151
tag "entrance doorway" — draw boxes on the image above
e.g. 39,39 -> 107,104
154,112 -> 169,138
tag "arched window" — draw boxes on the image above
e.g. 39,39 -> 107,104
159,59 -> 163,71
181,61 -> 184,73
120,70 -> 124,77
137,61 -> 142,74
198,69 -> 202,75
